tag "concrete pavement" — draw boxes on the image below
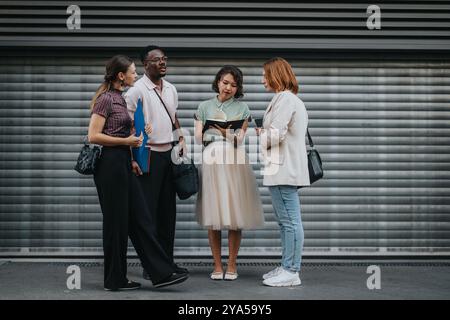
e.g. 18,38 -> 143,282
0,259 -> 449,300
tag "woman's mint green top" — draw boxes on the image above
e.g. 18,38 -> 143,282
196,96 -> 250,124
195,96 -> 251,142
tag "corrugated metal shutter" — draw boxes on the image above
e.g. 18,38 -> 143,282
1,0 -> 450,50
0,50 -> 449,256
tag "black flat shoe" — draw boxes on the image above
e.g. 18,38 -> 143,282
143,266 -> 187,281
153,272 -> 188,288
174,264 -> 189,274
104,280 -> 141,291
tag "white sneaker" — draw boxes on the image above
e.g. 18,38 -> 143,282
262,269 -> 301,287
262,266 -> 283,280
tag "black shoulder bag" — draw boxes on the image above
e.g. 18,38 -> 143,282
154,89 -> 199,200
306,128 -> 324,184
74,137 -> 102,175
74,95 -> 114,175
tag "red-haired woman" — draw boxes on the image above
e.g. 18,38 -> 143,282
257,57 -> 310,287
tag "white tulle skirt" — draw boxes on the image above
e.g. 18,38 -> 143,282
196,141 -> 265,230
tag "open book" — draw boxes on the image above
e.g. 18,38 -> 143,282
202,118 -> 246,133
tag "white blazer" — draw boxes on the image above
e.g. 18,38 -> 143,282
260,90 -> 310,187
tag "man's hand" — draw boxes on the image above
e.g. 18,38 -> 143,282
178,136 -> 187,157
131,160 -> 143,176
145,123 -> 153,135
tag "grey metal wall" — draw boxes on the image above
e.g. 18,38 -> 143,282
1,0 -> 450,50
0,51 -> 449,257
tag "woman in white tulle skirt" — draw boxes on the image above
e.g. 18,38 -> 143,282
194,66 -> 264,281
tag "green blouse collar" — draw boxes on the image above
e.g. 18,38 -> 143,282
214,96 -> 235,109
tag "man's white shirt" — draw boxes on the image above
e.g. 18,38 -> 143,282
125,74 -> 178,152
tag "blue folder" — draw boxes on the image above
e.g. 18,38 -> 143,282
132,98 -> 150,173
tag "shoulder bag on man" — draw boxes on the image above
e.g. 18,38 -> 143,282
153,89 -> 199,200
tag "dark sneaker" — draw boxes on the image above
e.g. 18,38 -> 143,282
143,266 -> 187,280
173,264 -> 189,274
153,272 -> 189,288
104,280 -> 141,291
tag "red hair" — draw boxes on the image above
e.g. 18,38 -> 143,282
263,57 -> 298,94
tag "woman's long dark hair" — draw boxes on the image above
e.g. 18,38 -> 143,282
90,55 -> 134,110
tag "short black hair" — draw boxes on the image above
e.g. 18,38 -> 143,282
212,65 -> 244,99
140,45 -> 165,64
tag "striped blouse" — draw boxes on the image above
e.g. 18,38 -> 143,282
92,89 -> 132,138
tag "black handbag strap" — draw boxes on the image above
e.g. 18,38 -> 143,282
306,128 -> 315,148
154,88 -> 178,132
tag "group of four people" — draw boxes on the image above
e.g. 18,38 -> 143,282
87,45 -> 310,291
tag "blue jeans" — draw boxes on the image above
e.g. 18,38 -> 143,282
269,185 -> 304,272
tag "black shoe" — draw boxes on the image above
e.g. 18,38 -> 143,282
144,266 -> 187,280
104,280 -> 141,291
174,264 -> 189,274
153,272 -> 189,288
